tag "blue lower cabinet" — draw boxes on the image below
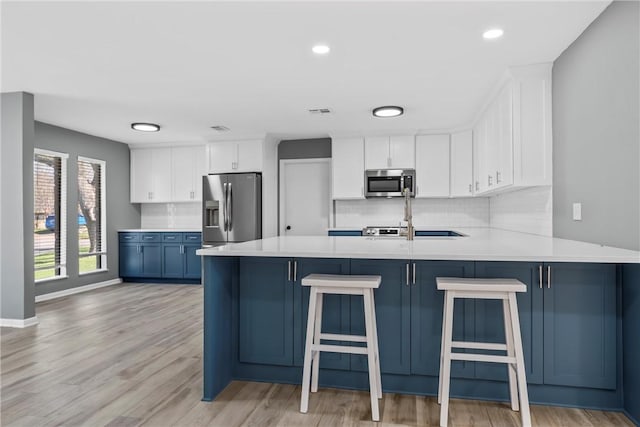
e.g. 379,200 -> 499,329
119,243 -> 142,277
474,262 -> 543,384
238,257 -> 294,366
410,261 -> 476,378
543,262 -> 617,389
184,244 -> 202,279
162,244 -> 184,279
293,258 -> 351,370
140,243 -> 162,278
118,232 -> 201,282
328,230 -> 362,236
350,259 -> 411,375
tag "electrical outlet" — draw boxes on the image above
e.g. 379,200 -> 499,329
573,203 -> 582,221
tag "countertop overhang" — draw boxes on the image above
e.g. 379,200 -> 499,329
196,228 -> 640,263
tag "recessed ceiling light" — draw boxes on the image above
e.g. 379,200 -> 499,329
312,44 -> 330,55
483,28 -> 504,40
372,106 -> 404,118
131,122 -> 160,132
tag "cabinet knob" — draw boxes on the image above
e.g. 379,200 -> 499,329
286,225 -> 291,230
468,184 -> 473,193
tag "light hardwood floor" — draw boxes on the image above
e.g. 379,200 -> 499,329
0,283 -> 634,427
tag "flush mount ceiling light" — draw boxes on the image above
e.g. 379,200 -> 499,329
372,106 -> 404,118
131,122 -> 160,132
483,28 -> 504,40
312,44 -> 330,55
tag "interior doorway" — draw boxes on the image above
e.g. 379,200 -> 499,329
279,158 -> 331,236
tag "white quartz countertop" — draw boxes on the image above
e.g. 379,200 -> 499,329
119,229 -> 201,232
196,228 -> 640,263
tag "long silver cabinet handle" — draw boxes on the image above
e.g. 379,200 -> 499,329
412,263 -> 416,285
294,261 -> 297,281
287,260 -> 291,282
223,183 -> 228,231
227,183 -> 233,230
406,264 -> 410,286
539,265 -> 543,289
547,265 -> 551,289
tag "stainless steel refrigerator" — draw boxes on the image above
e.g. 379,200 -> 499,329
202,173 -> 262,246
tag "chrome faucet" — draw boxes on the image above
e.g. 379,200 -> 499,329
403,188 -> 414,241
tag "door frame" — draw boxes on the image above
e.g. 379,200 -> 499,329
279,158 -> 332,236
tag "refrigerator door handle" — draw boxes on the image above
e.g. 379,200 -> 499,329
227,183 -> 233,230
222,183 -> 228,231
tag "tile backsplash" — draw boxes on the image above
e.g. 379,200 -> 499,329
334,197 -> 490,228
141,203 -> 201,229
489,186 -> 553,236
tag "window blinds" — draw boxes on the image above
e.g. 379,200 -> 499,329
78,157 -> 106,273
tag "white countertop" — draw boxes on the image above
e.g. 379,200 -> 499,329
196,228 -> 640,263
119,229 -> 201,232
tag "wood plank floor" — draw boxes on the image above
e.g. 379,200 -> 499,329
1,283 -> 633,427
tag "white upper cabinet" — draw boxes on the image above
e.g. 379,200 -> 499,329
208,140 -> 263,173
450,130 -> 473,197
473,63 -> 552,195
130,148 -> 172,203
415,135 -> 450,198
332,137 -> 365,199
172,146 -> 207,202
364,135 -> 415,169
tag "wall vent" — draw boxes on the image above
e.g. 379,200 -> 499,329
210,125 -> 230,132
308,108 -> 332,114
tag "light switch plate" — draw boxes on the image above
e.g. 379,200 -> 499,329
573,203 -> 582,221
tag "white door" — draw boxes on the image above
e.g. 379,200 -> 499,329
332,137 -> 365,199
280,159 -> 331,236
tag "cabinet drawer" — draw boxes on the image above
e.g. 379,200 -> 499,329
183,232 -> 202,243
140,233 -> 161,242
119,232 -> 140,242
162,232 -> 183,242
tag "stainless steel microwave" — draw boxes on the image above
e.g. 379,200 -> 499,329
365,169 -> 415,198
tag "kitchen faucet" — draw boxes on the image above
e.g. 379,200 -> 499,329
403,188 -> 414,241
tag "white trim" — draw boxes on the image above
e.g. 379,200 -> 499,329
35,274 -> 70,284
77,156 -> 107,272
35,278 -> 122,302
0,316 -> 39,328
34,147 -> 69,159
279,158 -> 331,236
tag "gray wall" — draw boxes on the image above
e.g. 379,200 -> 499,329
34,122 -> 140,296
553,1 -> 640,250
1,92 -> 35,320
278,138 -> 331,160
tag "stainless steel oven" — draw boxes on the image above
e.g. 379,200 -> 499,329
365,169 -> 415,198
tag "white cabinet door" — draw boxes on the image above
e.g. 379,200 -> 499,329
208,142 -> 237,173
172,147 -> 196,202
151,148 -> 172,202
192,146 -> 207,201
450,131 -> 473,197
473,117 -> 486,194
130,149 -> 154,203
332,137 -> 365,199
237,140 -> 263,172
415,135 -> 450,198
496,84 -> 513,188
389,135 -> 415,169
364,136 -> 389,169
172,146 -> 206,202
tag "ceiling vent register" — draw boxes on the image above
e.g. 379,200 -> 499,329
210,125 -> 230,132
308,108 -> 332,114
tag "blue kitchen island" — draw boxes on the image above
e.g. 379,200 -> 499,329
197,229 -> 640,423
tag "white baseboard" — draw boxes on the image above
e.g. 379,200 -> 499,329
0,316 -> 39,328
35,278 -> 122,303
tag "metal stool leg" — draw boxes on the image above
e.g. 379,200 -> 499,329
300,288 -> 318,413
438,291 -> 450,405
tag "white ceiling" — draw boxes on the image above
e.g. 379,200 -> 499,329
1,1 -> 610,145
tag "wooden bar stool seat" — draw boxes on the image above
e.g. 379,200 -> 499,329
300,274 -> 383,421
436,277 -> 531,427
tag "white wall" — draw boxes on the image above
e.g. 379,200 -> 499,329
335,198 -> 489,228
489,186 -> 553,236
141,203 -> 200,229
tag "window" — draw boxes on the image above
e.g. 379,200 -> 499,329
34,149 -> 67,281
77,157 -> 106,274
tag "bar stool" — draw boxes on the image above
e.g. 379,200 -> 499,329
436,277 -> 531,427
300,274 -> 383,421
